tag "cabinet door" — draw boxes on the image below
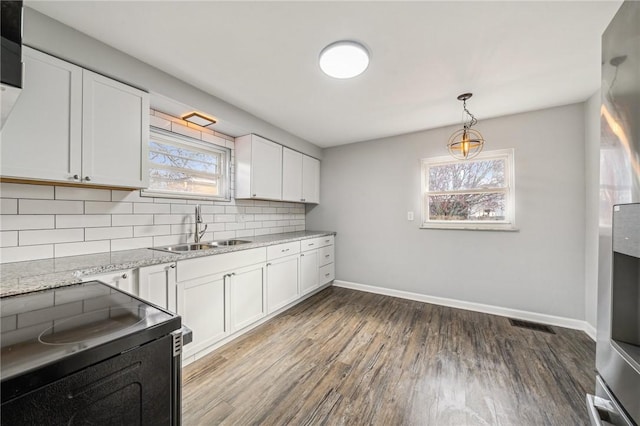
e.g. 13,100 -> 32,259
302,155 -> 320,204
1,47 -> 83,182
83,270 -> 134,294
266,255 -> 299,313
282,147 -> 303,202
228,263 -> 265,332
138,262 -> 177,311
82,70 -> 149,188
177,273 -> 226,358
251,135 -> 282,200
300,250 -> 319,295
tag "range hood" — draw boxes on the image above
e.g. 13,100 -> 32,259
1,1 -> 23,129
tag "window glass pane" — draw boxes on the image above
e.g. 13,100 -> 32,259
428,193 -> 506,221
428,158 -> 505,192
149,141 -> 219,174
149,168 -> 220,196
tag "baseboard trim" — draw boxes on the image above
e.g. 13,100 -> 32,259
333,280 -> 596,341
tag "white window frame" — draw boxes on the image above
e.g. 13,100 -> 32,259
142,128 -> 231,201
420,148 -> 516,231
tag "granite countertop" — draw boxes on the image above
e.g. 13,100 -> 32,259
0,231 -> 335,298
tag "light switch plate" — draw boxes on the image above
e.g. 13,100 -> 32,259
407,211 -> 414,221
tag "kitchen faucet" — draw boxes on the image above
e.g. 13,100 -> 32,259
194,205 -> 208,243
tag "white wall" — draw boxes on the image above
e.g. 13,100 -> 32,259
307,103 -> 587,320
584,91 -> 601,329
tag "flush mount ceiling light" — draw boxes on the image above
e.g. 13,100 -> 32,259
182,112 -> 217,127
447,93 -> 485,160
319,41 -> 369,79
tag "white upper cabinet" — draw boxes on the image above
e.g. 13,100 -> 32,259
302,154 -> 320,204
282,147 -> 320,204
0,47 -> 149,189
82,70 -> 149,187
235,134 -> 282,200
282,147 -> 303,202
1,47 -> 83,182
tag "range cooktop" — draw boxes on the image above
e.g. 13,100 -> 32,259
1,281 -> 181,401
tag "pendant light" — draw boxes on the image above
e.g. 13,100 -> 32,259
447,93 -> 485,160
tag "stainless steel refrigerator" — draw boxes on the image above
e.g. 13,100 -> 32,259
587,1 -> 640,425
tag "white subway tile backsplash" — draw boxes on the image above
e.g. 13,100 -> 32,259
112,190 -> 153,203
55,240 -> 110,257
19,199 -> 83,215
112,215 -> 153,226
0,231 -> 18,247
55,186 -> 111,201
0,215 -> 55,231
150,115 -> 172,130
153,234 -> 188,247
154,214 -> 190,225
213,231 -> 235,240
171,122 -> 200,139
0,199 -> 18,214
56,215 -> 111,229
0,111 -> 305,262
133,225 -> 171,237
0,244 -> 54,262
0,183 -> 54,199
111,237 -> 153,252
85,226 -> 133,241
201,132 -> 227,147
134,203 -> 170,214
85,201 -> 132,215
20,228 -> 84,246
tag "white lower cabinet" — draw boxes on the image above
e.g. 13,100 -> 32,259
137,262 -> 177,311
227,263 -> 266,332
266,255 -> 299,314
177,273 -> 227,358
83,269 -> 135,294
300,250 -> 319,295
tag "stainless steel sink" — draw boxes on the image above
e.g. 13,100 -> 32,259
150,239 -> 251,253
150,242 -> 219,253
215,240 -> 251,246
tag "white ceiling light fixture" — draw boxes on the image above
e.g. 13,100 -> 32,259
319,40 -> 369,79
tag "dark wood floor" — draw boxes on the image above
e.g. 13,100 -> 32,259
182,287 -> 595,425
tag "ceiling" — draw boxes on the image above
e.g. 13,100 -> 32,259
27,1 -> 621,148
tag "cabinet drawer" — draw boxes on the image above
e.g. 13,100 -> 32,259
318,263 -> 335,285
83,269 -> 134,294
319,245 -> 334,267
301,235 -> 333,251
177,248 -> 266,282
267,241 -> 300,260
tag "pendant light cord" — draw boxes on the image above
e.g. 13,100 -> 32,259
463,99 -> 477,129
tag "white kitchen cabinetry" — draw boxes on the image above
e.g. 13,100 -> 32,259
138,262 -> 177,311
302,155 -> 320,204
1,47 -> 82,182
177,272 -> 226,358
0,47 -> 149,188
83,269 -> 135,294
176,248 -> 267,358
300,250 -> 319,295
282,147 -> 320,204
235,134 -> 282,201
265,241 -> 301,313
227,263 -> 266,332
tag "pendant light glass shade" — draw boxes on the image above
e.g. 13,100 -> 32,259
447,93 -> 485,160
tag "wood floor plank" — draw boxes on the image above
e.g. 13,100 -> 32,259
182,287 -> 595,425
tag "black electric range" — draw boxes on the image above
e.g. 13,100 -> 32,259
1,281 -> 184,425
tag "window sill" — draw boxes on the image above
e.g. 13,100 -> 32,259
420,223 -> 519,232
140,189 -> 231,202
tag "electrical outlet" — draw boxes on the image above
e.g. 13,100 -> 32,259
407,211 -> 414,221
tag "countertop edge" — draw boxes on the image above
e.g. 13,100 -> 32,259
1,231 -> 336,298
